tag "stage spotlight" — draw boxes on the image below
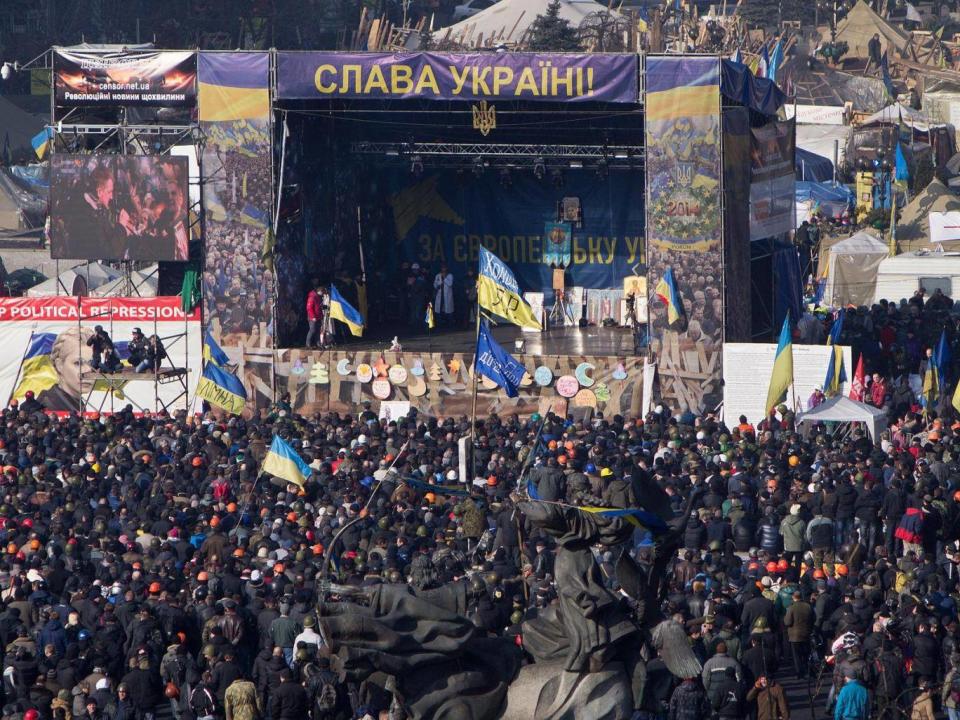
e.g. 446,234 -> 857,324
533,156 -> 545,180
472,156 -> 485,177
551,169 -> 564,188
499,167 -> 512,187
613,151 -> 629,160
0,62 -> 13,80
410,154 -> 423,177
596,158 -> 608,178
568,160 -> 583,169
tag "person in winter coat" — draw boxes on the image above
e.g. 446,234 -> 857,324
942,653 -> 960,720
910,679 -> 935,720
223,677 -> 259,720
268,670 -> 307,720
806,513 -> 834,559
834,673 -> 869,720
746,676 -> 790,720
783,591 -> 813,679
896,506 -> 924,558
667,676 -> 708,720
757,507 -> 782,554
780,506 -> 806,569
834,476 -> 858,547
684,513 -> 707,551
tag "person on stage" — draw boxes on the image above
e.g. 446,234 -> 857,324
434,264 -> 454,327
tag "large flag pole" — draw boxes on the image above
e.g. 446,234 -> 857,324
469,264 -> 482,479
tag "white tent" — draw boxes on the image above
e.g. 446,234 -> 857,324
820,230 -> 888,308
91,265 -> 159,297
26,262 -> 123,297
797,395 -> 888,439
443,0 -> 618,46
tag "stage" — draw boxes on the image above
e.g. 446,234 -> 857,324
328,324 -> 643,358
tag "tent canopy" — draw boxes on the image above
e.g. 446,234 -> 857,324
832,0 -> 908,59
796,180 -> 853,222
798,395 -> 888,439
90,265 -> 159,297
820,230 -> 889,308
25,262 -> 123,297
897,178 -> 960,252
796,147 -> 833,182
443,0 -> 618,45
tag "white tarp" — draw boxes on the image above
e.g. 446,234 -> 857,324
90,265 -> 159,297
797,124 -> 850,169
797,394 -> 888,439
443,0 -> 618,44
25,262 -> 123,297
822,230 -> 888,307
724,343 -> 853,425
929,211 -> 960,244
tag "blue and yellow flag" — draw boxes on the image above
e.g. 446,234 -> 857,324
765,316 -> 793,413
476,320 -> 526,398
934,329 -> 951,394
262,435 -> 312,488
203,330 -> 231,367
239,203 -> 269,228
329,285 -> 364,337
655,267 -> 683,325
425,303 -> 435,330
580,506 -> 669,533
195,362 -> 247,415
31,127 -> 53,160
12,332 -> 58,401
477,246 -> 541,330
823,310 -> 846,396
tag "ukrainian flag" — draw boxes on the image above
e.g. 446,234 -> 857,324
580,506 -> 669,533
239,203 -> 269,229
31,128 -> 53,160
195,362 -> 247,415
765,316 -> 793,414
477,246 -> 541,330
261,435 -> 312,488
203,330 -> 231,367
329,285 -> 364,337
823,310 -> 846,396
425,303 -> 435,330
654,267 -> 683,325
12,332 -> 58,401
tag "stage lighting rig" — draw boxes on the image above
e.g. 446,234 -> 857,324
410,154 -> 423,177
472,156 -> 485,177
533,156 -> 546,180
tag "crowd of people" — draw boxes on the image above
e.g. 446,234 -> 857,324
4,287 -> 960,720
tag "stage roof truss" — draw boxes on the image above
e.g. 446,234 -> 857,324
351,141 -> 644,161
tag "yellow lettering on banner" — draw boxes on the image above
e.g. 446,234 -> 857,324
528,236 -> 542,264
451,66 -> 470,95
431,235 -> 446,263
588,67 -> 594,96
515,68 -> 540,96
493,67 -> 513,95
539,61 -> 551,97
414,66 -> 440,95
599,237 -> 615,264
340,65 -> 362,93
364,65 -> 389,94
469,234 -> 480,262
626,236 -> 644,264
314,64 -> 337,93
418,234 -> 432,262
588,236 -> 603,264
472,67 -> 492,95
552,67 -> 574,96
573,238 -> 588,264
391,65 -> 413,94
453,235 -> 467,263
576,67 -> 584,97
513,235 -> 526,264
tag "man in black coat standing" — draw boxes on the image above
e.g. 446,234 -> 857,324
269,669 -> 308,720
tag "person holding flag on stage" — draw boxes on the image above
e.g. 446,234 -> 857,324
654,267 -> 684,326
329,285 -> 365,338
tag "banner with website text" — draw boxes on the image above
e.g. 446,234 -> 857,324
54,49 -> 196,107
0,297 -> 200,415
276,52 -> 639,103
198,52 -> 274,353
645,56 -> 723,414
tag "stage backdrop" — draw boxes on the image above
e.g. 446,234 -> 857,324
645,56 -> 724,414
0,297 -> 201,415
198,52 -> 274,353
389,169 -> 645,291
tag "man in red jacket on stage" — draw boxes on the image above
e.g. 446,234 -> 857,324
305,279 -> 325,349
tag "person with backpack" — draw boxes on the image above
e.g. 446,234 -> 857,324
304,657 -> 350,720
871,638 -> 904,720
186,673 -> 217,720
706,666 -> 742,720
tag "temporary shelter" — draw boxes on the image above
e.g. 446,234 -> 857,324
90,265 -> 159,297
896,179 -> 960,252
832,0 -> 909,59
25,262 -> 123,297
819,230 -> 889,307
796,148 -> 834,182
873,252 -> 960,303
795,181 -> 854,223
443,0 -> 618,45
797,395 -> 888,439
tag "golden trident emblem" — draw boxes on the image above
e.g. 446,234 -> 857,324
472,100 -> 496,136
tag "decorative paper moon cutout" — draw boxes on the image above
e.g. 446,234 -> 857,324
555,375 -> 580,398
372,378 -> 391,399
534,366 -> 554,386
388,365 -> 408,384
575,362 -> 596,388
336,358 -> 353,376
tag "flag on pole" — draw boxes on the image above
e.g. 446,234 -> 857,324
261,435 -> 312,488
195,362 -> 247,415
765,316 -> 793,413
31,127 -> 53,160
952,378 -> 960,415
823,310 -> 846,396
203,330 -> 231,367
477,246 -> 541,330
906,2 -> 922,21
654,267 -> 683,325
425,303 -> 435,330
881,52 -> 896,101
475,320 -> 526,398
329,285 -> 364,337
731,48 -> 743,64
849,354 -> 865,401
934,330 -> 951,393
895,142 -> 909,182
768,38 -> 784,82
757,45 -> 770,79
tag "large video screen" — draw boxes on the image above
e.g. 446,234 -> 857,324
51,155 -> 189,261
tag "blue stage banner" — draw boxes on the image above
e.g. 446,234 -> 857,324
390,169 -> 644,291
